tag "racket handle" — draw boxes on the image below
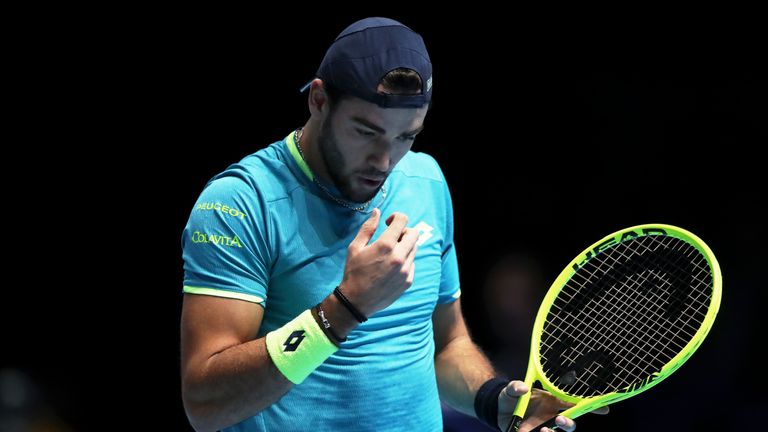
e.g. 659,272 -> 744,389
527,417 -> 559,431
506,416 -> 559,432
505,415 -> 523,432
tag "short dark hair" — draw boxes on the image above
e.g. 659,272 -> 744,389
324,68 -> 426,110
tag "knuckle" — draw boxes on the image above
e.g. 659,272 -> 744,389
390,257 -> 405,267
377,242 -> 394,254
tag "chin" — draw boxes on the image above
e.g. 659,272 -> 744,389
347,190 -> 377,203
342,180 -> 380,203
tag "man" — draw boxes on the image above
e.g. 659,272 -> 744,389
180,17 -> 597,432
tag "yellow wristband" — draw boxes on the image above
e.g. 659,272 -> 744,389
265,309 -> 339,384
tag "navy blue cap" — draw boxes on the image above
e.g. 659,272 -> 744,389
300,17 -> 432,108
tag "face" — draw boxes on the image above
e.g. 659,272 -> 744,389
317,96 -> 429,202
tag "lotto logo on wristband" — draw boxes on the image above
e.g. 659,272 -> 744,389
283,330 -> 306,352
266,310 -> 338,384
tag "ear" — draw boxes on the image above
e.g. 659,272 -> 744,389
308,79 -> 329,117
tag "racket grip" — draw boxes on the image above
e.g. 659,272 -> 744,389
505,415 -> 523,432
527,417 -> 559,431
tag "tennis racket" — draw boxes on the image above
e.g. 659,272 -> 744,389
506,224 -> 722,431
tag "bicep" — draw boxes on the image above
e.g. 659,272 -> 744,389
432,298 -> 470,354
181,294 -> 265,374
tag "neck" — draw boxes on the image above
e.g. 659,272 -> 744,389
297,120 -> 333,184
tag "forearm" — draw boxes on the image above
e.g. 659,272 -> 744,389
182,295 -> 358,432
182,337 -> 291,432
434,334 -> 498,417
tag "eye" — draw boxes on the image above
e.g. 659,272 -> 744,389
398,135 -> 417,142
356,128 -> 375,137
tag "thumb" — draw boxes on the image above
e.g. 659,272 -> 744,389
350,208 -> 380,249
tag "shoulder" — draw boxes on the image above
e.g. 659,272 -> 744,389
203,140 -> 298,204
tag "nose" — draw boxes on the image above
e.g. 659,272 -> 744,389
367,141 -> 391,173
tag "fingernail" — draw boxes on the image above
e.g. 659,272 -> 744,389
555,417 -> 566,426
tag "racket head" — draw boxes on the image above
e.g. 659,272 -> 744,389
516,224 -> 722,421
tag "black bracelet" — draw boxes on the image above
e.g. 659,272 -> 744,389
313,304 -> 347,347
474,377 -> 509,431
333,286 -> 368,323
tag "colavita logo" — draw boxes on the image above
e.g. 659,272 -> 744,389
191,231 -> 243,248
196,202 -> 247,220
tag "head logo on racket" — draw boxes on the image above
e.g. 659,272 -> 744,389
506,224 -> 721,431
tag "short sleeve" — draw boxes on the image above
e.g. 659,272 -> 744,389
181,175 -> 274,306
436,164 -> 461,305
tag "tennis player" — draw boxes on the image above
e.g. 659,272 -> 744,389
180,17 -> 594,432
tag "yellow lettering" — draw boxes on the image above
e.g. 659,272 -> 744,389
194,203 -> 247,220
192,231 -> 208,243
191,231 -> 243,248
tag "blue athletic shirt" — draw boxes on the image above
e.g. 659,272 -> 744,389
181,131 -> 461,431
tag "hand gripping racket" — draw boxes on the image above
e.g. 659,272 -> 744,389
506,224 -> 722,431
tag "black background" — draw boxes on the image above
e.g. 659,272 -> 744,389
4,9 -> 765,432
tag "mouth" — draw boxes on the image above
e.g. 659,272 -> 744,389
358,175 -> 385,189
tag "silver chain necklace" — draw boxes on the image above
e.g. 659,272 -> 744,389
294,128 -> 384,213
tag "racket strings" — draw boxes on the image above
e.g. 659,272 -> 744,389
552,235 -> 711,393
544,260 -> 689,392
544,235 -> 712,394
540,235 -> 712,397
579,236 -> 710,345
